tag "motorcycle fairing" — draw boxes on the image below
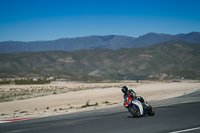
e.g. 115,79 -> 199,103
132,99 -> 144,115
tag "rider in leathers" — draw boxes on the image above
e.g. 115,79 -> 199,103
121,86 -> 147,109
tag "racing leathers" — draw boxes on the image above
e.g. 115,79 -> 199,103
123,89 -> 147,110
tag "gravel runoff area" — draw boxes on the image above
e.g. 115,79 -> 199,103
0,80 -> 200,120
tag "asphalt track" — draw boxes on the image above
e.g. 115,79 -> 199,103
0,88 -> 200,133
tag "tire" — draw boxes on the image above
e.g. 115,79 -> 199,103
148,107 -> 155,116
128,105 -> 141,117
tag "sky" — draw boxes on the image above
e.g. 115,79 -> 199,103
0,0 -> 200,42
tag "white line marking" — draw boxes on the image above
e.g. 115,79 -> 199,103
169,127 -> 200,133
0,121 -> 11,123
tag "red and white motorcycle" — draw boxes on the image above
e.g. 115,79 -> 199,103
124,95 -> 155,117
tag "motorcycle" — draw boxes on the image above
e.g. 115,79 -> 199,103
124,95 -> 155,117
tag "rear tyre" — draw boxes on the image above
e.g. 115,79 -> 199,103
148,107 -> 155,116
128,105 -> 141,117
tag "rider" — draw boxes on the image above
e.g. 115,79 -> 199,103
122,86 -> 136,108
121,86 -> 146,109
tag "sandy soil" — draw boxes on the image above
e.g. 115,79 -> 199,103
0,80 -> 200,120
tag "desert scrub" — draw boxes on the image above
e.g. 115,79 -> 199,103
0,80 -> 51,85
0,86 -> 69,102
0,82 -> 136,102
81,100 -> 98,108
15,80 -> 51,85
20,111 -> 28,114
1,114 -> 8,116
0,81 -> 10,84
1,85 -> 72,102
102,101 -> 110,104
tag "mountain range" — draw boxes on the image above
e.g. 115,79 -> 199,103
0,40 -> 200,80
0,32 -> 200,53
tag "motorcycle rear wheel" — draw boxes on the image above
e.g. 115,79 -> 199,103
148,107 -> 155,116
128,105 -> 141,117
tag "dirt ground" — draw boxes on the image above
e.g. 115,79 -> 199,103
0,80 -> 200,120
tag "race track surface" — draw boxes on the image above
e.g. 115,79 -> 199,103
1,89 -> 200,133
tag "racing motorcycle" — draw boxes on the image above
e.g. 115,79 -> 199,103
124,95 -> 155,117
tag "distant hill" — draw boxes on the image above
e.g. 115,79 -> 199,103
0,32 -> 200,53
0,40 -> 200,80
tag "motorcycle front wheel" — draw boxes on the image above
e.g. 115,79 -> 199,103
128,105 -> 141,117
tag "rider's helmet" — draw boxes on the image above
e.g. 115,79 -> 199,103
121,86 -> 128,94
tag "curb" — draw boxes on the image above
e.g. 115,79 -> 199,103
0,117 -> 35,123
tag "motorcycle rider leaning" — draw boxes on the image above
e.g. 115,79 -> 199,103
121,86 -> 147,109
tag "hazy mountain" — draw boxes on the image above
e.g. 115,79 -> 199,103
133,32 -> 200,47
0,32 -> 200,53
0,40 -> 200,80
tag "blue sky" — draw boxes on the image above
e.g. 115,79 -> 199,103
0,0 -> 200,42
